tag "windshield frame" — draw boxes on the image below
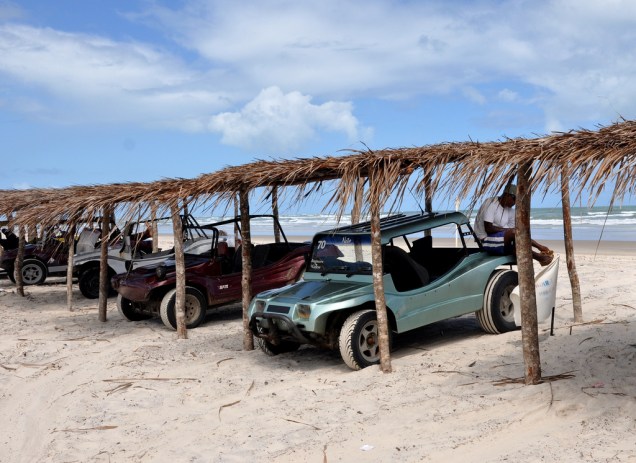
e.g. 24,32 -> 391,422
307,233 -> 374,276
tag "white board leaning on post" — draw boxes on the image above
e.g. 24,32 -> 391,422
511,255 -> 560,327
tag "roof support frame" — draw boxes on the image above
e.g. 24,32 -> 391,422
516,162 -> 542,384
171,201 -> 188,339
239,188 -> 255,351
369,169 -> 393,373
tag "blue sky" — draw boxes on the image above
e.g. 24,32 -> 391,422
1,0 -> 635,211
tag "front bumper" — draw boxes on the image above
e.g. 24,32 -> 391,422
250,313 -> 313,345
111,277 -> 156,303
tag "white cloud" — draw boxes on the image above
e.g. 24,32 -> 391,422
146,0 -> 636,124
498,89 -> 518,102
209,86 -> 363,153
463,86 -> 487,105
2,0 -> 636,143
0,24 -> 231,126
142,0 -> 468,96
0,1 -> 23,21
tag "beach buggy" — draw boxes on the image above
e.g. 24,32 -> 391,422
111,215 -> 311,330
249,211 -> 525,370
0,218 -> 132,286
73,214 -> 205,299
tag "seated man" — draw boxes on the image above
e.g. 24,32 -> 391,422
473,184 -> 553,266
0,227 -> 19,251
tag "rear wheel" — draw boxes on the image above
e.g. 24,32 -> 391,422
79,267 -> 116,299
159,287 -> 208,330
476,269 -> 519,334
339,309 -> 383,370
256,337 -> 301,356
117,294 -> 152,321
21,259 -> 47,285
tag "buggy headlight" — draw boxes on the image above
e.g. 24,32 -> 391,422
254,300 -> 266,313
296,304 -> 311,319
155,265 -> 167,280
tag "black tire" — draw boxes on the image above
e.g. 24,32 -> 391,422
79,267 -> 116,299
116,294 -> 152,321
256,337 -> 301,356
159,287 -> 208,330
476,269 -> 519,334
21,259 -> 47,285
339,309 -> 383,370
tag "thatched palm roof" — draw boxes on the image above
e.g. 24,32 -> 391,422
2,119 -> 635,228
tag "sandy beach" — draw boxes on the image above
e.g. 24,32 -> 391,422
1,239 -> 635,462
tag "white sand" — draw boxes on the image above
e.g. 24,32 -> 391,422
1,243 -> 635,462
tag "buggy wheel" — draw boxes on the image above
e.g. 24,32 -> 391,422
159,287 -> 207,330
117,294 -> 152,321
476,269 -> 519,334
339,309 -> 383,370
79,267 -> 116,299
21,259 -> 47,285
256,337 -> 301,356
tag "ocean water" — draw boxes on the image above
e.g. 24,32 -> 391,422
522,205 -> 636,241
152,205 -> 636,242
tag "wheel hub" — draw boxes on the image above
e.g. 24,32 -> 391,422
359,322 -> 379,361
184,295 -> 199,322
23,265 -> 42,284
499,286 -> 515,321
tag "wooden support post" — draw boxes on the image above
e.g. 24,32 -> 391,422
424,175 -> 433,238
272,186 -> 281,243
151,202 -> 159,253
424,175 -> 433,214
234,193 -> 240,246
239,188 -> 254,351
98,207 -> 111,322
515,163 -> 541,385
560,164 -> 583,323
66,224 -> 76,311
352,177 -> 365,262
351,177 -> 364,225
369,187 -> 392,373
170,203 -> 187,339
15,225 -> 25,297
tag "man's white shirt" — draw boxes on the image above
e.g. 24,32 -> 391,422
473,197 -> 515,240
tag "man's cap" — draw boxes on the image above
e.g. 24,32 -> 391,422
503,184 -> 517,196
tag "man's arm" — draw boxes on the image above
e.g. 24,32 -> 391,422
483,199 -> 515,235
484,221 -> 514,235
